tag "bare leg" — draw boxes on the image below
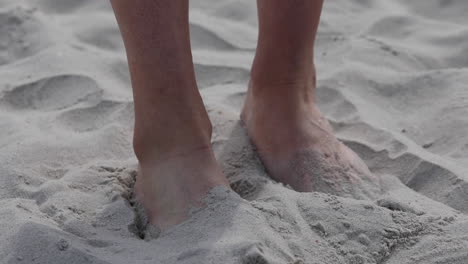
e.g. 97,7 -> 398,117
242,0 -> 380,198
111,0 -> 228,229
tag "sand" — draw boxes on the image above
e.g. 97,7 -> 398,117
1,0 -> 468,263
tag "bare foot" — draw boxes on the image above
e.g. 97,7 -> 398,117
134,145 -> 229,230
241,81 -> 380,199
132,94 -> 230,230
110,0 -> 231,231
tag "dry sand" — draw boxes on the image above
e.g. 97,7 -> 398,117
1,0 -> 468,263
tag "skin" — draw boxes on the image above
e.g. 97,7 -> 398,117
242,1 -> 379,197
111,0 -> 379,230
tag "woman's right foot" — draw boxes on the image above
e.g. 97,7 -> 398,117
132,87 -> 229,230
134,144 -> 229,230
111,0 -> 231,231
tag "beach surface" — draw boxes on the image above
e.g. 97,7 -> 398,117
1,0 -> 468,263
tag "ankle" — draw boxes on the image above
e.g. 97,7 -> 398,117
133,114 -> 213,164
248,60 -> 316,102
244,80 -> 317,118
242,72 -> 322,132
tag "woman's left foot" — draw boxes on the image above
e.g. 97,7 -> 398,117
241,80 -> 381,199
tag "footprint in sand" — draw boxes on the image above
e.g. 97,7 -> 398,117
0,75 -> 102,111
